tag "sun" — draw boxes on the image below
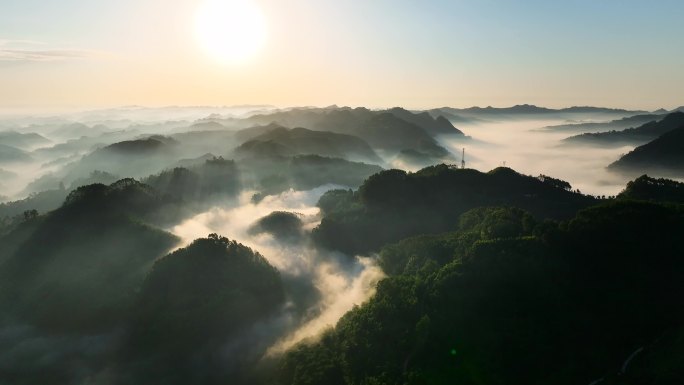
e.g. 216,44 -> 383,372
195,0 -> 267,64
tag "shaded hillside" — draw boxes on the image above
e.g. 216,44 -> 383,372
170,129 -> 238,156
386,107 -> 463,136
564,112 -> 684,146
69,170 -> 121,189
31,129 -> 141,160
248,211 -> 305,242
313,165 -> 597,254
608,125 -> 684,177
241,106 -> 462,135
228,106 -> 458,157
234,122 -> 285,142
543,113 -> 662,133
121,234 -> 284,385
144,156 -> 241,203
48,122 -> 111,140
279,201 -> 684,385
175,153 -> 219,168
0,131 -> 51,150
356,113 -> 452,158
0,144 -> 31,164
0,179 -> 179,333
187,121 -> 227,131
236,126 -> 382,163
240,154 -> 383,198
2,157 -> 238,229
63,136 -> 181,181
0,188 -> 69,220
394,148 -> 452,169
426,108 -> 480,124
617,175 -> 684,203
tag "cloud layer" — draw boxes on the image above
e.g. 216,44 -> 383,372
0,39 -> 103,62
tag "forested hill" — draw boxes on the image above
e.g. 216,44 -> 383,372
313,164 -> 598,254
608,125 -> 684,177
618,175 -> 684,203
279,201 -> 684,385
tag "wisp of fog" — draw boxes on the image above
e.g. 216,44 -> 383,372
170,185 -> 385,355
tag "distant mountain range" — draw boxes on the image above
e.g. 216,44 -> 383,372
60,136 -> 182,182
207,106 -> 461,159
428,104 -> 647,122
543,113 -> 665,133
564,112 -> 684,147
0,131 -> 51,150
0,144 -> 32,164
48,122 -> 113,140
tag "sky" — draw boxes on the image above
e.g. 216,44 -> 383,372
1,0 -> 683,111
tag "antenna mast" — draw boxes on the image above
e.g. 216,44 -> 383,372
461,148 -> 465,169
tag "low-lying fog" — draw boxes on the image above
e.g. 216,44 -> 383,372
0,105 -> 671,361
170,186 -> 385,354
0,107 -> 658,201
439,118 -> 637,197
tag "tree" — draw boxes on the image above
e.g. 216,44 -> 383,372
22,209 -> 38,221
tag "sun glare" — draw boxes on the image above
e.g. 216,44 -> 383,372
195,0 -> 267,64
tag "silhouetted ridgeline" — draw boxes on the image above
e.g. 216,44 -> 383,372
219,106 -> 459,159
430,104 -> 643,123
544,113 -> 663,133
617,175 -> 684,203
564,111 -> 684,147
313,164 -> 598,254
64,136 -> 182,179
608,125 -> 684,177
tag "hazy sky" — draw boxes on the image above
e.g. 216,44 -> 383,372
1,0 -> 683,111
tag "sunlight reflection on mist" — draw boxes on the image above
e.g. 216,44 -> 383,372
170,185 -> 385,354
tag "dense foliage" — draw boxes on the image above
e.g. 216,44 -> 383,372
242,154 -> 383,198
249,211 -> 305,241
121,234 -> 285,384
144,156 -> 241,203
1,160 -> 683,384
618,175 -> 684,203
313,165 -> 597,254
279,201 -> 684,385
0,179 -> 179,332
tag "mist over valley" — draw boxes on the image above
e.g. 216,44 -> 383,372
2,0 -> 684,383
1,103 -> 683,384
